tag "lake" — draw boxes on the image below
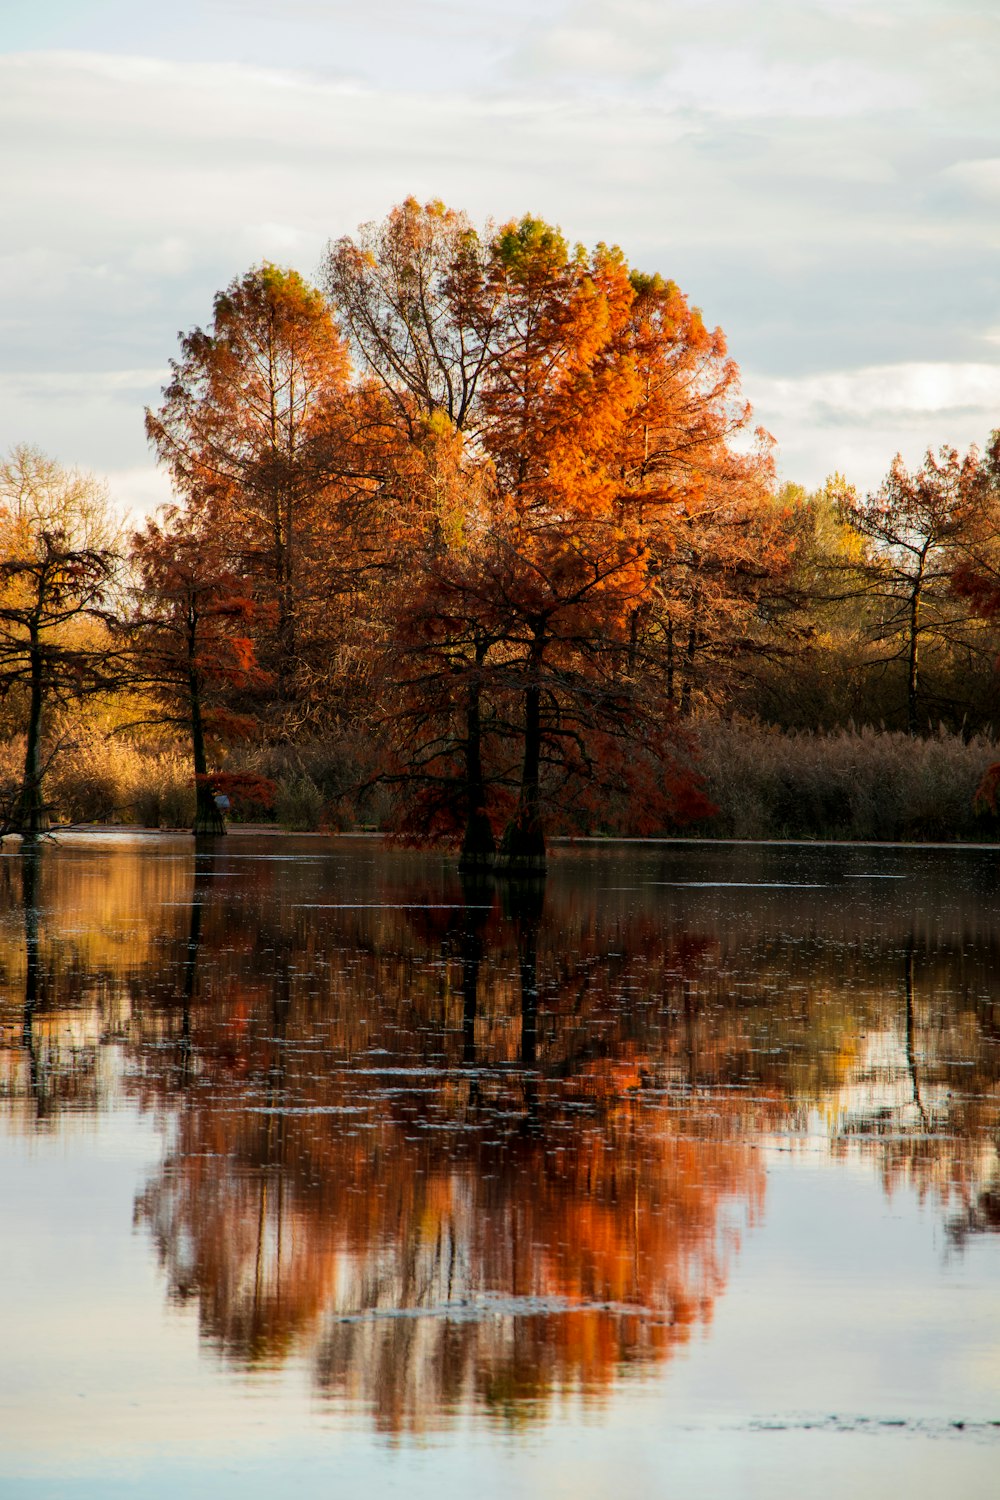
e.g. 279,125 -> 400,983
1,833 -> 999,1498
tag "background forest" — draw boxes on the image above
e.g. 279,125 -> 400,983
4,199 -> 1000,851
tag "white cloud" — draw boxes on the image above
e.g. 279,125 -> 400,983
515,0 -> 999,112
1,11 -> 996,493
128,238 -> 194,276
240,222 -> 312,259
0,368 -> 163,480
944,158 -> 1000,198
748,362 -> 1000,489
523,29 -> 916,119
105,466 -> 174,524
659,50 -> 917,119
754,362 -> 1000,421
0,370 -> 166,396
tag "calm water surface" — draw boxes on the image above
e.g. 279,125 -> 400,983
1,834 -> 999,1498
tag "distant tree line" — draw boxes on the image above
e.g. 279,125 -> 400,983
3,200 -> 1000,853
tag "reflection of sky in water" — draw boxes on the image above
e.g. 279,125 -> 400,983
1,835 -> 999,1497
4,1115 -> 998,1499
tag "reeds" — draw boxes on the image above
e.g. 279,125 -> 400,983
692,720 -> 1000,841
45,735 -> 195,827
3,718 -> 997,843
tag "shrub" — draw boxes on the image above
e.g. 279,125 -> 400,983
274,773 -> 325,831
232,729 -> 384,829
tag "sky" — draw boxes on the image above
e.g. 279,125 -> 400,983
2,0 -> 998,515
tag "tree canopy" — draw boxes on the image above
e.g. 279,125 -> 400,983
5,200 -> 998,848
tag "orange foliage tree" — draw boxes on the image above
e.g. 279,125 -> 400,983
475,221 -> 652,866
325,203 -> 738,864
949,434 -> 1000,808
137,203 -> 777,852
613,272 -> 778,713
144,264 -> 366,731
128,510 -> 272,833
843,444 -> 989,732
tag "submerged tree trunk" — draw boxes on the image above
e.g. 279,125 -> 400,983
21,848 -> 40,1019
904,942 -> 929,1127
176,861 -> 210,1088
20,846 -> 45,1115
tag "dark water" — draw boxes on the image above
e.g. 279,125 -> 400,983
2,834 -> 999,1498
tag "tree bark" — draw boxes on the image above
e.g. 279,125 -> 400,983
18,629 -> 48,836
459,641 -> 496,870
190,654 -> 225,836
665,615 -> 674,706
498,626 -> 547,873
907,582 -> 921,734
679,622 -> 697,717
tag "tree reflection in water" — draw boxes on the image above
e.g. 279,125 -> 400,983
3,838 -> 1000,1429
134,868 -> 765,1430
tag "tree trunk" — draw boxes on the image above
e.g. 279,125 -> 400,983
665,615 -> 674,707
627,606 -> 640,676
679,623 -> 697,717
190,666 -> 225,836
17,634 -> 47,837
459,644 -> 496,870
907,585 -> 920,734
498,627 -> 547,874
278,484 -> 296,676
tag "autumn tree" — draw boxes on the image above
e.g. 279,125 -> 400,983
325,203 -> 731,865
841,446 -> 989,732
372,416 -> 510,862
128,510 -> 270,835
612,272 -> 778,715
356,221 -> 671,865
0,447 -> 122,835
324,201 -> 508,857
948,435 -> 1000,803
323,196 -> 499,439
145,264 -> 362,729
731,478 -> 875,728
474,220 -> 657,865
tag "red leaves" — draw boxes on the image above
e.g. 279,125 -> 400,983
140,203 -> 782,846
974,762 -> 1000,815
952,562 -> 1000,622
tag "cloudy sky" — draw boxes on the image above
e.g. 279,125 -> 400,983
2,0 -> 998,513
